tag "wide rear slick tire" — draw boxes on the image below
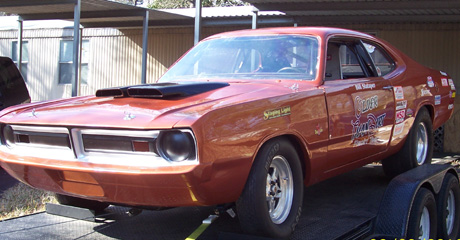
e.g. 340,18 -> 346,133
236,138 -> 303,239
407,188 -> 437,239
436,174 -> 460,239
382,107 -> 433,178
55,194 -> 109,212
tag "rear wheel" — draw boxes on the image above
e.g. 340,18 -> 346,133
407,188 -> 437,239
436,174 -> 460,239
55,194 -> 109,212
236,138 -> 303,239
382,107 -> 433,177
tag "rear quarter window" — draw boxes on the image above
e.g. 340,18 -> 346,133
362,42 -> 396,76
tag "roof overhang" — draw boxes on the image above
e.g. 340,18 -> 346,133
245,0 -> 460,25
0,0 -> 193,28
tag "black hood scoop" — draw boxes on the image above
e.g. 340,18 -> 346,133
95,82 -> 229,98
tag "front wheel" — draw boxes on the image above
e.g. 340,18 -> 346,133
236,138 -> 303,239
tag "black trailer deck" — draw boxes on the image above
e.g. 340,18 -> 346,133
0,154 -> 458,240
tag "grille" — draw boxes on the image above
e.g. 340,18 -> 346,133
5,125 -> 71,149
1,125 -> 198,167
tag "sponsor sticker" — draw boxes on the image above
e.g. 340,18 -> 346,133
448,104 -> 454,110
406,109 -> 414,117
394,86 -> 404,100
315,124 -> 324,136
440,71 -> 448,76
264,106 -> 291,120
396,100 -> 407,110
449,79 -> 456,91
396,109 -> 406,124
394,122 -> 404,135
452,92 -> 456,98
427,76 -> 435,88
421,88 -> 431,96
442,78 -> 449,87
435,95 -> 441,105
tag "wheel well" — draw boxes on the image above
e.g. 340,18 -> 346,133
419,105 -> 434,127
261,135 -> 309,180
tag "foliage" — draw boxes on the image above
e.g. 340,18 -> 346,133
148,0 -> 248,9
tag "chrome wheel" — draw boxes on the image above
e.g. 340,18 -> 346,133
266,155 -> 293,224
416,122 -> 428,165
446,189 -> 456,234
419,206 -> 430,240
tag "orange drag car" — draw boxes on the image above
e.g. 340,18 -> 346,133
0,27 -> 455,238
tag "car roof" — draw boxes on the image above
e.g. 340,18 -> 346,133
204,27 -> 376,41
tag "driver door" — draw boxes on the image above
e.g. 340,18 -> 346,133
322,38 -> 395,171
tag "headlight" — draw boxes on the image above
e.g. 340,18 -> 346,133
2,125 -> 14,146
157,130 -> 195,162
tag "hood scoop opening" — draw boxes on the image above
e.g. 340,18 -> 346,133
96,82 -> 229,99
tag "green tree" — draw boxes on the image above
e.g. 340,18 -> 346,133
148,0 -> 247,9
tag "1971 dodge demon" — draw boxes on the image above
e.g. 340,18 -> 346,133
0,27 -> 455,238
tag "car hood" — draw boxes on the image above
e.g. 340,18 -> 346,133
0,80 -> 318,129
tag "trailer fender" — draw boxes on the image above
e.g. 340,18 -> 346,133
373,164 -> 458,238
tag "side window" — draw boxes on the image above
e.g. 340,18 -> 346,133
340,44 -> 366,79
11,41 -> 29,82
59,40 -> 89,84
362,42 -> 395,76
325,41 -> 365,80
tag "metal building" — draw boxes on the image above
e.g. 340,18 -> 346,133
0,0 -> 459,152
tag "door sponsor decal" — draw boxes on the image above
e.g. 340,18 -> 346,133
450,91 -> 456,99
351,113 -> 386,146
448,104 -> 454,110
355,83 -> 376,91
352,95 -> 386,146
393,86 -> 404,100
355,95 -> 378,118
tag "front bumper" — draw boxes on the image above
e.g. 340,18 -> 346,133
0,152 -> 223,207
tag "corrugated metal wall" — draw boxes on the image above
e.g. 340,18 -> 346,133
0,23 -> 459,152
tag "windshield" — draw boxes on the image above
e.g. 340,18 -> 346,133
158,35 -> 319,82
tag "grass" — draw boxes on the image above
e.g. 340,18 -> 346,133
0,183 -> 57,221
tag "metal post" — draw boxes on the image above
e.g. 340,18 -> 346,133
194,0 -> 202,45
17,16 -> 23,74
78,28 -> 83,95
252,7 -> 258,29
72,0 -> 81,97
141,10 -> 149,84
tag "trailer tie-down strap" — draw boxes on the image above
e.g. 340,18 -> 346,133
185,214 -> 219,240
